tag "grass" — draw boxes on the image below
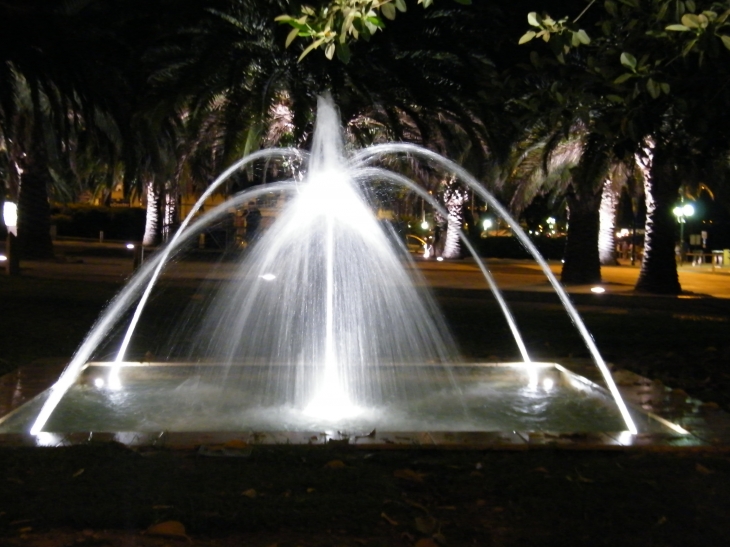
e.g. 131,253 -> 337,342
1,272 -> 730,545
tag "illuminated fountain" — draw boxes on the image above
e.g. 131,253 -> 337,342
0,95 -> 691,443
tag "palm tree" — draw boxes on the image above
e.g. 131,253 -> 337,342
141,0 -> 502,245
0,0 -> 146,258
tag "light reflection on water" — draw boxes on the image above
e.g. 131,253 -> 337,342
0,366 -> 656,434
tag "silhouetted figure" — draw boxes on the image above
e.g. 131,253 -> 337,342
244,201 -> 261,243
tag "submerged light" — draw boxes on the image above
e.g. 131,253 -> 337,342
591,286 -> 606,294
259,273 -> 277,281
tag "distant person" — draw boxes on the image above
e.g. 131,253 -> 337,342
244,201 -> 261,243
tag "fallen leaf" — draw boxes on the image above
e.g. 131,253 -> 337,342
325,459 -> 346,469
242,488 -> 257,498
145,520 -> 188,540
404,498 -> 430,513
414,516 -> 437,534
393,468 -> 426,483
696,463 -> 714,475
381,512 -> 398,526
224,439 -> 249,449
576,472 -> 594,483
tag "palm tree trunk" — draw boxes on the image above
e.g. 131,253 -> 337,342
635,144 -> 681,294
598,178 -> 619,265
17,160 -> 54,259
561,134 -> 608,285
441,183 -> 467,259
162,182 -> 179,243
561,186 -> 602,284
143,179 -> 162,246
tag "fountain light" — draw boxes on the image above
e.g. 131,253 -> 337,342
482,218 -> 492,231
591,286 -> 606,294
126,243 -> 135,250
259,273 -> 277,281
303,365 -> 362,421
542,377 -> 554,391
436,257 -> 444,262
3,202 -> 17,235
420,220 -> 429,230
94,378 -> 105,388
0,255 -> 6,262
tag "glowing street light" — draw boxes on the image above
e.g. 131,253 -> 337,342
3,201 -> 19,275
3,202 -> 17,236
673,202 -> 694,248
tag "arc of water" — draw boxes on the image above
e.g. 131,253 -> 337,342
354,145 -> 638,435
30,182 -> 297,435
355,167 -> 530,363
111,149 -> 305,380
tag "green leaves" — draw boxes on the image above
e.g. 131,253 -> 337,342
276,0 -> 472,62
620,52 -> 637,71
519,11 -> 590,48
381,2 -> 396,20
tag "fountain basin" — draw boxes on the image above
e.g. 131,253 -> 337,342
0,362 -> 686,445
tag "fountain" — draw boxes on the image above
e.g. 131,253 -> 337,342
0,95 -> 693,445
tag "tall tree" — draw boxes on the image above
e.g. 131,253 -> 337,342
519,0 -> 730,293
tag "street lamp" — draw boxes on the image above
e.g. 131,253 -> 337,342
482,218 -> 493,235
3,201 -> 19,275
673,202 -> 694,245
3,202 -> 17,236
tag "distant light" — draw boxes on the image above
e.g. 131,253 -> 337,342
126,243 -> 135,250
674,204 -> 695,218
0,255 -> 6,262
436,257 -> 444,262
546,217 -> 556,225
94,378 -> 105,388
482,218 -> 493,230
3,202 -> 17,228
591,286 -> 606,294
260,273 -> 276,281
420,220 -> 429,230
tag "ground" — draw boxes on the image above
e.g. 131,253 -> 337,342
1,256 -> 730,546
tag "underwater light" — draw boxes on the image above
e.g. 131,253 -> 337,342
591,287 -> 605,294
126,243 -> 135,250
260,273 -> 277,281
0,255 -> 6,262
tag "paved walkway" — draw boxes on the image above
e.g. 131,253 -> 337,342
5,240 -> 730,298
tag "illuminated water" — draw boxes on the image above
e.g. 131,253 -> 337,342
21,95 -> 642,437
0,364 -> 666,434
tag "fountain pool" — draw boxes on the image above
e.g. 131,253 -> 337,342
0,95 -> 694,446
